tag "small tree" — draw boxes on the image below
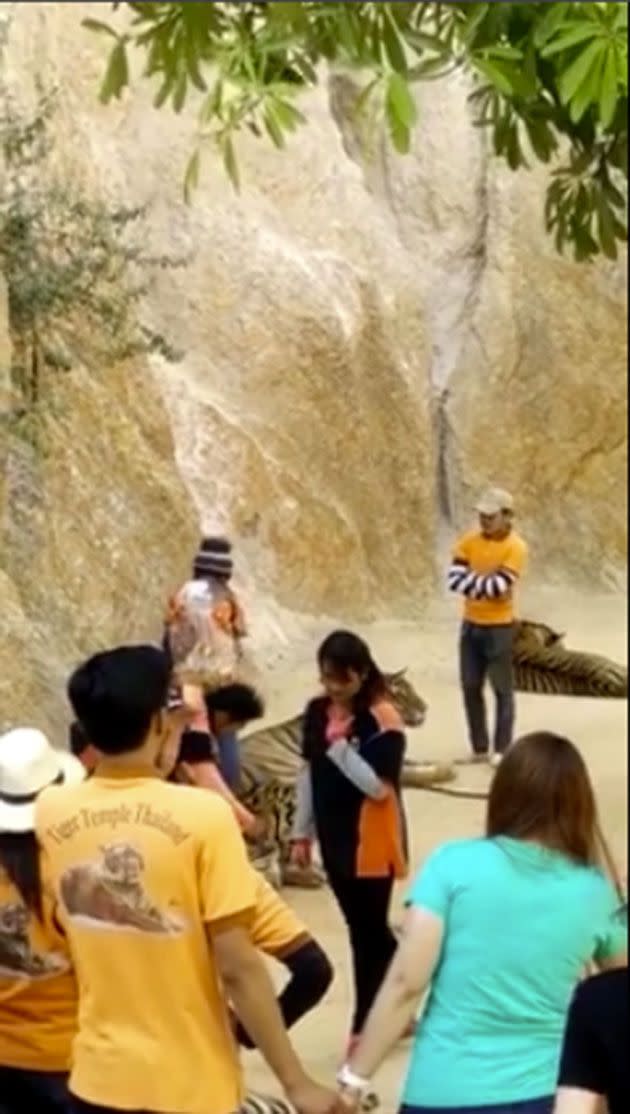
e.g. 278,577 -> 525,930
0,86 -> 185,409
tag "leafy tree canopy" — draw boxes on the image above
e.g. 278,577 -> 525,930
88,1 -> 627,262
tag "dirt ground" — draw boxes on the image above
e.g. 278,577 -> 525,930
242,588 -> 628,1110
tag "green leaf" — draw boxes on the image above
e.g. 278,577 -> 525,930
599,48 -> 618,129
506,123 -> 525,171
270,96 -> 305,133
222,135 -> 240,192
98,42 -> 129,104
533,2 -> 571,48
614,5 -> 628,32
558,40 -> 603,106
153,74 -> 175,110
386,72 -> 417,130
184,37 -> 207,93
386,108 -> 411,155
473,58 -> 515,97
484,45 -> 523,62
82,18 -> 119,40
460,3 -> 491,49
596,193 -> 618,259
263,104 -> 285,148
383,7 -> 408,74
200,81 -> 223,125
524,116 -> 557,163
268,2 -> 304,27
173,71 -> 187,114
408,56 -> 451,81
183,148 -> 200,205
568,45 -> 605,124
602,177 -> 627,210
293,54 -> 318,85
541,24 -> 599,58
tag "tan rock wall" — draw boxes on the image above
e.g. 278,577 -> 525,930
0,2 -> 626,735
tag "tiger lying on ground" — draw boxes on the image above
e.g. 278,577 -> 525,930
512,620 -> 627,698
241,621 -> 627,887
241,1090 -> 378,1113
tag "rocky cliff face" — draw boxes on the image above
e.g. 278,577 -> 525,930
0,1 -> 626,734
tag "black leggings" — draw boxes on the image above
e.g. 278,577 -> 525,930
0,1067 -> 71,1114
327,871 -> 397,1036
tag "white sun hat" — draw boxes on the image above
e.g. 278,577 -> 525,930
0,727 -> 85,833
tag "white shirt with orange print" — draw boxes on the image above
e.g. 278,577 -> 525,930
0,854 -> 77,1071
35,767 -> 257,1114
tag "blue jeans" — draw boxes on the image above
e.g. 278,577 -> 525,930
216,728 -> 241,790
459,621 -> 515,755
400,1099 -> 553,1114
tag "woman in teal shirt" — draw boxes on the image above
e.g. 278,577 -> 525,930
337,731 -> 627,1114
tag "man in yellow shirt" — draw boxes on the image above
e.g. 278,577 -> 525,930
447,487 -> 528,766
36,645 -> 342,1114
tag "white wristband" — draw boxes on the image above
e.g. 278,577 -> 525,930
336,1064 -> 370,1093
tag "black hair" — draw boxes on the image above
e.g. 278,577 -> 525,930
317,630 -> 387,712
69,720 -> 88,758
204,683 -> 264,725
0,833 -> 43,920
67,645 -> 171,756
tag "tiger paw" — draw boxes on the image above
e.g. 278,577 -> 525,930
281,863 -> 326,889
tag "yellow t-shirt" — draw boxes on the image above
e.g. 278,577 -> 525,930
0,855 -> 77,1071
35,766 -> 257,1114
251,873 -> 309,959
453,530 -> 528,625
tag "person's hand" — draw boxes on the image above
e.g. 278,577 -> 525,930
336,1088 -> 362,1111
286,1077 -> 347,1114
289,839 -> 313,869
246,814 -> 268,841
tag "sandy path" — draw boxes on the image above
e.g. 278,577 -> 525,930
242,589 -> 627,1109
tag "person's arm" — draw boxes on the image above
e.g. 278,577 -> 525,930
328,704 -> 406,799
340,907 -> 442,1099
213,925 -> 312,1092
200,799 -> 338,1113
447,536 -> 527,600
592,888 -> 627,971
236,936 -> 333,1049
325,740 -> 387,799
340,845 -> 450,1098
182,759 -> 259,835
554,980 -> 607,1114
292,766 -> 316,840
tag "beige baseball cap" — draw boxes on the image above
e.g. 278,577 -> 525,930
475,487 -> 514,516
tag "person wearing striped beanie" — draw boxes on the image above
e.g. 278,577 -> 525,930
163,536 -> 249,789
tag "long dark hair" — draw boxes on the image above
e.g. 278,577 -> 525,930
487,731 -> 603,868
0,832 -> 44,920
317,630 -> 387,713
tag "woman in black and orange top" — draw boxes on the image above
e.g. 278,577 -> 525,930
290,630 -> 408,1054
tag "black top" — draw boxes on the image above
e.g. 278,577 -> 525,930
301,696 -> 407,878
558,967 -> 628,1114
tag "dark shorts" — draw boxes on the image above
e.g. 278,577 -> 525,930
0,1066 -> 71,1114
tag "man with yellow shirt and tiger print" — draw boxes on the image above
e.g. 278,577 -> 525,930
448,487 -> 528,767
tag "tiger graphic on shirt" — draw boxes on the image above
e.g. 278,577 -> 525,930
0,900 -> 69,979
60,841 -> 186,935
